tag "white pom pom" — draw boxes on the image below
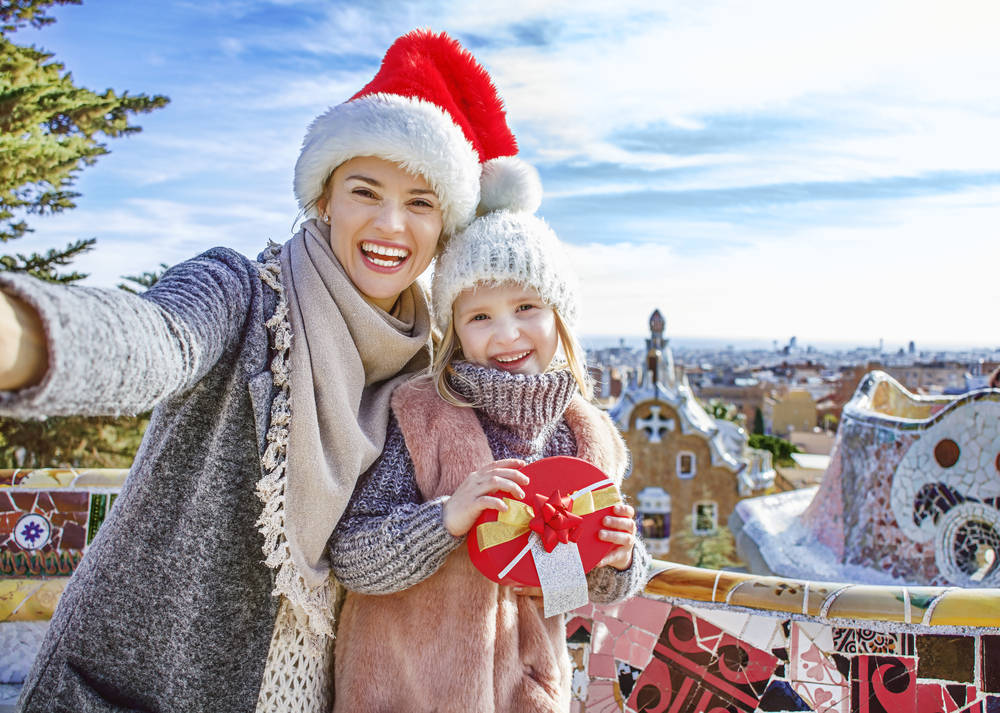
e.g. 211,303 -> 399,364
478,156 -> 542,215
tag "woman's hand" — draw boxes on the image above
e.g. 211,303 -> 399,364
442,458 -> 528,537
0,291 -> 48,391
595,503 -> 638,571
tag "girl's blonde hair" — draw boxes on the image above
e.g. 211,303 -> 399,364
431,305 -> 593,407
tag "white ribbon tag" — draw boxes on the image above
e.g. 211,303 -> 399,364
531,536 -> 589,618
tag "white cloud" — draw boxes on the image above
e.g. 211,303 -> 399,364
566,188 -> 1000,345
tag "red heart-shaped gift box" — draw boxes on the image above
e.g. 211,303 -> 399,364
467,456 -> 621,586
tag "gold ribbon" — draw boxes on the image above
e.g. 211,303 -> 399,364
475,485 -> 620,551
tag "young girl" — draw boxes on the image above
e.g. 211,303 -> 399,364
330,208 -> 651,712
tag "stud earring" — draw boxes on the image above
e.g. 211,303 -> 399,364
323,214 -> 331,224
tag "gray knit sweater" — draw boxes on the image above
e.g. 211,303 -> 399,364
330,362 -> 650,601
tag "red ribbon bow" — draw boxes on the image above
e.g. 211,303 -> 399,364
529,489 -> 585,552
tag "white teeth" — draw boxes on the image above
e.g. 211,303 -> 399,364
368,256 -> 400,267
361,241 -> 409,259
495,351 -> 530,363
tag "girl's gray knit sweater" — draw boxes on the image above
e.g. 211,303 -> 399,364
329,362 -> 650,600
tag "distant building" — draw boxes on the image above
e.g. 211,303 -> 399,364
689,381 -> 767,428
765,389 -> 818,435
609,310 -> 775,563
882,362 -> 968,394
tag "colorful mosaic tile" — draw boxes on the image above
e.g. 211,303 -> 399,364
7,466 -> 1000,709
0,470 -> 125,584
562,562 -> 1000,713
833,627 -> 914,655
625,606 -> 778,712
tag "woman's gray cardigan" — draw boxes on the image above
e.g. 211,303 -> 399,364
0,247 -> 284,712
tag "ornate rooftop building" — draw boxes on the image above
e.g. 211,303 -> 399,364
609,310 -> 775,563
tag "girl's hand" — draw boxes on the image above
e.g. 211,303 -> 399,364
442,459 -> 528,537
596,503 -> 638,571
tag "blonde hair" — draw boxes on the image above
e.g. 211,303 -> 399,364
431,306 -> 593,407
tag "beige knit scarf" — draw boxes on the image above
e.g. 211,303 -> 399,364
275,219 -> 431,635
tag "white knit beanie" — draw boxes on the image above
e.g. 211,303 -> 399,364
431,209 -> 579,332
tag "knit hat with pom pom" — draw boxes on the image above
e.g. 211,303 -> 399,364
294,29 -> 541,236
431,208 -> 578,332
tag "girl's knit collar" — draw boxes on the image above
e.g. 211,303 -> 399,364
446,361 -> 577,431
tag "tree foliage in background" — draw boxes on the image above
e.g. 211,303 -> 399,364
1,0 -> 168,281
0,0 -> 169,467
752,407 -> 765,435
117,262 -> 167,294
747,433 -> 802,467
701,398 -> 745,427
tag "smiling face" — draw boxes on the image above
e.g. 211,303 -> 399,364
317,156 -> 443,311
452,282 -> 559,375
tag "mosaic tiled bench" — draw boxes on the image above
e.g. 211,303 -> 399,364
5,468 -> 1000,712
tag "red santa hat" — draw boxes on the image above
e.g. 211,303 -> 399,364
294,30 -> 542,236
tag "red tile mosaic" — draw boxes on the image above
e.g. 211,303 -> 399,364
35,492 -> 55,514
982,636 -> 1000,693
616,596 -> 671,634
61,522 -> 85,550
917,682 -> 976,713
567,616 -> 592,642
10,492 -> 36,512
850,655 -> 917,713
626,607 -> 778,712
50,491 -> 89,511
955,701 -> 985,713
0,492 -> 13,512
589,652 -> 616,679
584,679 -> 620,713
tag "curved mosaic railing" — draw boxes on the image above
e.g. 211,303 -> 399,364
5,469 -> 1000,711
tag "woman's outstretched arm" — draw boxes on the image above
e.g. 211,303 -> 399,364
0,247 -> 255,418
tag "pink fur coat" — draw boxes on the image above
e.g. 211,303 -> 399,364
333,376 -> 628,713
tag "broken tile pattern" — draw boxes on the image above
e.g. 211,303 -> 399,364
1,489 -> 92,576
1,470 -> 125,623
569,598 -> 999,712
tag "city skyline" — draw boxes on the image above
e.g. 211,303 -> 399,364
12,0 -> 1000,345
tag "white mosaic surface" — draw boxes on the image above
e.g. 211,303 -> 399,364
889,400 -> 1000,544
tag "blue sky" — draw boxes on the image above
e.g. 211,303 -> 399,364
13,0 -> 1000,347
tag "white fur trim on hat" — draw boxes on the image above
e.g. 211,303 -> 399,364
431,210 -> 579,332
294,93 -> 481,236
478,156 -> 542,215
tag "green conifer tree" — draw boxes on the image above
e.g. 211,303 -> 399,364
1,0 -> 168,281
0,0 -> 169,467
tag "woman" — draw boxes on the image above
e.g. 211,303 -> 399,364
0,30 -> 540,712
